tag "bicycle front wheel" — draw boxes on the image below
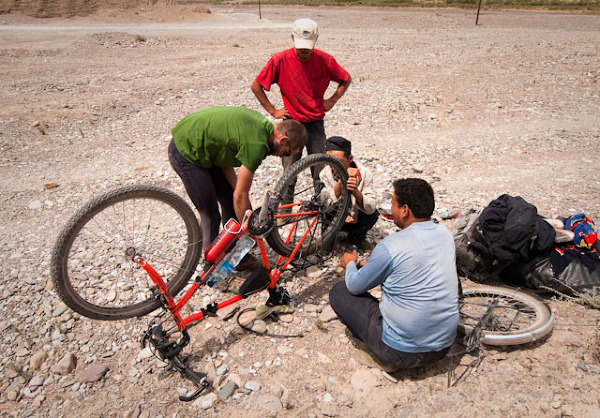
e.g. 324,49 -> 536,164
458,285 -> 554,346
265,154 -> 350,257
51,185 -> 202,320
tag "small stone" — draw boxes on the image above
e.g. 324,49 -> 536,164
23,387 -> 41,399
54,352 -> 77,374
319,305 -> 338,322
30,351 -> 48,371
52,303 -> 68,317
136,347 -> 154,362
6,390 -> 18,401
80,363 -> 109,383
28,200 -> 42,210
216,303 -> 239,320
193,392 -> 218,409
216,364 -> 228,376
306,266 -> 322,278
256,394 -> 283,414
244,380 -> 260,392
218,381 -> 238,400
122,405 -> 141,418
29,375 -> 44,387
251,320 -> 267,334
303,304 -> 319,313
279,314 -> 294,323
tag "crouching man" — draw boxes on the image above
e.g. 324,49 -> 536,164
329,178 -> 459,371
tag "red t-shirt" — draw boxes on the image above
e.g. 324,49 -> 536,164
254,48 -> 350,123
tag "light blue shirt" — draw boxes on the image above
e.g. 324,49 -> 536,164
345,221 -> 459,353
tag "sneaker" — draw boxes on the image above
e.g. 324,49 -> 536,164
235,253 -> 261,271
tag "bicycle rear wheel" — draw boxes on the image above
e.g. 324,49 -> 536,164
265,154 -> 349,257
458,285 -> 554,346
51,184 -> 202,320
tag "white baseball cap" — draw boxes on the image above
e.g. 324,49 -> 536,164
292,18 -> 318,49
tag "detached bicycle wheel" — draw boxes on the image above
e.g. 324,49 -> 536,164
458,285 -> 554,346
51,185 -> 202,320
265,154 -> 349,257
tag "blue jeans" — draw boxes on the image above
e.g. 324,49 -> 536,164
282,119 -> 326,175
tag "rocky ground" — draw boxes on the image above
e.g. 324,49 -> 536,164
1,4 -> 600,417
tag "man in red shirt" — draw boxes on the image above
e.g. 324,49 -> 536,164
250,18 -> 352,178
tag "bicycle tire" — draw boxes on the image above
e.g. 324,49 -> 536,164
51,184 -> 202,320
265,153 -> 350,257
458,285 -> 554,346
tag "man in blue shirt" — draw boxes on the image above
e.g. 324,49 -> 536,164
330,178 -> 459,371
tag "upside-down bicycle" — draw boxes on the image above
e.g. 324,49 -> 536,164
50,153 -> 554,400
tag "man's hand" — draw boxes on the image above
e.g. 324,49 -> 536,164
347,167 -> 359,193
323,97 -> 336,112
233,166 -> 254,222
340,250 -> 358,269
272,107 -> 290,120
346,167 -> 364,210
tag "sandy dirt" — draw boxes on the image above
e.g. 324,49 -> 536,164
0,4 -> 599,417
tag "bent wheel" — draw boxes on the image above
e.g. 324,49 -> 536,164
458,285 -> 554,346
51,184 -> 202,320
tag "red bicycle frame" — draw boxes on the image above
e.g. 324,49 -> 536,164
133,204 -> 321,333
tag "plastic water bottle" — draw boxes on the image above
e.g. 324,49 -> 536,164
207,235 -> 255,287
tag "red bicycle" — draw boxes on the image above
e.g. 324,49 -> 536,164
50,154 -> 350,401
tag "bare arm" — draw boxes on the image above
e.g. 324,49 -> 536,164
233,165 -> 254,223
250,80 -> 289,119
324,74 -> 352,112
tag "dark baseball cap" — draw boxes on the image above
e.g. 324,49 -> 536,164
326,136 -> 352,155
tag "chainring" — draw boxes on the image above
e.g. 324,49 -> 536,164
248,207 -> 275,236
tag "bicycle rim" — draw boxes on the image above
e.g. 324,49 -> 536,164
265,154 -> 349,257
458,285 -> 554,346
51,185 -> 202,320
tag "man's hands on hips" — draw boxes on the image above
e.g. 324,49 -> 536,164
272,107 -> 290,119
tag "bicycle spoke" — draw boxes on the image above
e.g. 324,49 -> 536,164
52,186 -> 202,319
458,286 -> 554,346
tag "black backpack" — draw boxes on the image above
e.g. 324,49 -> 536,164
478,194 -> 556,263
452,209 -> 509,284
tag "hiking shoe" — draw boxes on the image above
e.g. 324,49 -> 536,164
350,239 -> 373,252
357,349 -> 398,373
235,253 -> 261,271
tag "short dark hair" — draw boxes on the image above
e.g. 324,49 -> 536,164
278,119 -> 307,152
393,178 -> 435,219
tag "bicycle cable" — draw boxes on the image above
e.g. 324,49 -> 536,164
236,307 -> 304,338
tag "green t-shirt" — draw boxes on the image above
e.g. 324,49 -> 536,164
171,107 -> 273,173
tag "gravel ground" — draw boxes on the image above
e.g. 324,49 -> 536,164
1,4 -> 599,417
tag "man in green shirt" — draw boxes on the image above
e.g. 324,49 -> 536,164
168,106 -> 307,252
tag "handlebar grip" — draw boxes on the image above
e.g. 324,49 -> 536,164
178,368 -> 210,402
184,367 -> 207,383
